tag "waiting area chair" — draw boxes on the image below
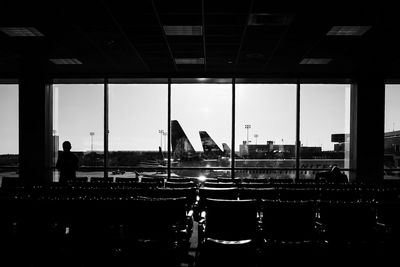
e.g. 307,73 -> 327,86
259,199 -> 322,265
118,197 -> 193,266
316,200 -> 388,264
197,198 -> 259,267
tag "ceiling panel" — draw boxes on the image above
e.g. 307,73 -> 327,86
0,1 -> 398,77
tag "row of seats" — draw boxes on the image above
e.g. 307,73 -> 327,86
2,188 -> 398,246
0,192 -> 194,266
2,183 -> 399,204
2,180 -> 399,205
197,198 -> 400,266
1,182 -> 400,266
2,184 -> 399,233
200,187 -> 400,202
4,176 -> 400,191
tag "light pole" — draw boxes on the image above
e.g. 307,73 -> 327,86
245,124 -> 251,144
254,134 -> 258,145
163,131 -> 168,151
90,132 -> 95,151
158,130 -> 164,149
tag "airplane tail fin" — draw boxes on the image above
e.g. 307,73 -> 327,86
199,131 -> 223,159
171,120 -> 196,159
222,143 -> 231,157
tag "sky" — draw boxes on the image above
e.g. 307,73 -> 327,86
3,82 -> 398,155
0,85 -> 18,154
236,84 -> 296,149
385,85 -> 400,132
300,84 -> 351,149
53,83 -> 350,152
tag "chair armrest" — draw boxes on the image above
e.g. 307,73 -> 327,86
194,195 -> 200,209
375,222 -> 391,235
257,211 -> 263,223
187,209 -> 194,218
198,211 -> 206,223
198,217 -> 206,246
64,226 -> 73,240
315,221 -> 327,235
192,198 -> 201,221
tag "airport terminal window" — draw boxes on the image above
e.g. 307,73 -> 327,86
235,84 -> 296,179
300,84 -> 350,178
171,83 -> 231,178
52,84 -> 104,181
0,84 -> 19,181
108,83 -> 167,173
48,80 -> 354,181
384,84 -> 400,177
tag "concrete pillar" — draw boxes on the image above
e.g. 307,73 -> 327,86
350,75 -> 385,184
19,57 -> 52,184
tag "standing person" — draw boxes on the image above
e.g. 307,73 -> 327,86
56,141 -> 79,183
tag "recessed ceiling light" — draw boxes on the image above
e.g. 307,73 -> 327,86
175,58 -> 204,64
49,58 -> 83,65
0,27 -> 44,37
300,58 -> 332,64
327,26 -> 371,36
163,26 -> 203,36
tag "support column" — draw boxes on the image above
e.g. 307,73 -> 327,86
19,59 -> 52,184
350,75 -> 385,184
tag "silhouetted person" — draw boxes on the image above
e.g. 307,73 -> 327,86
56,141 -> 79,183
315,165 -> 348,183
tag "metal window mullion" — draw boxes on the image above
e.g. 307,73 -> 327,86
231,78 -> 236,179
295,80 -> 300,180
104,79 -> 109,178
168,78 -> 171,179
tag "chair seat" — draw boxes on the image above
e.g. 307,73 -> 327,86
264,238 -> 317,246
206,237 -> 253,246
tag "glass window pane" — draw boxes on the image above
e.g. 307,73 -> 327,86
235,84 -> 296,179
53,84 -> 104,181
0,84 -> 19,183
108,84 -> 167,175
300,84 -> 351,179
171,83 -> 231,178
384,84 -> 400,178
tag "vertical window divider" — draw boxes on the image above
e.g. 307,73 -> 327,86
45,83 -> 53,182
104,78 -> 109,179
231,78 -> 236,180
295,80 -> 300,181
168,78 -> 171,179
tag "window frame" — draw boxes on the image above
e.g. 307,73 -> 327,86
50,78 -> 354,180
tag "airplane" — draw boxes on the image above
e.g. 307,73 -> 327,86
137,119 -> 206,170
222,143 -> 231,157
171,120 -> 202,161
107,120 -> 347,179
171,120 -> 233,162
199,131 -> 233,160
199,131 -> 224,159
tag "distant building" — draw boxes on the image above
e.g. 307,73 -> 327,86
331,133 -> 350,152
239,140 -> 321,159
384,130 -> 400,168
273,144 -> 295,158
299,146 -> 322,158
239,141 -> 250,157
